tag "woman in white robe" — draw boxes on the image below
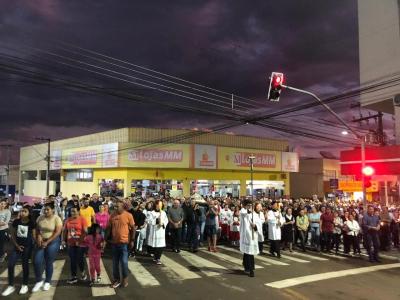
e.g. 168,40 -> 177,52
146,200 -> 169,265
239,200 -> 259,277
254,202 -> 266,255
267,201 -> 285,258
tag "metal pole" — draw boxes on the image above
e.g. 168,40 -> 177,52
231,94 -> 234,110
282,84 -> 367,207
361,137 -> 366,206
249,155 -> 255,239
46,139 -> 50,196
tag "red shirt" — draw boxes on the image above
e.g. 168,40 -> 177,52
64,216 -> 88,246
320,212 -> 334,233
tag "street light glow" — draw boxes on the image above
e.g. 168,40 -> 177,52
341,130 -> 349,135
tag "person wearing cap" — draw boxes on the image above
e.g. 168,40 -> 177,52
267,201 -> 285,258
239,200 -> 259,277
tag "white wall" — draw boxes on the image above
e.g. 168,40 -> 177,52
23,180 -> 56,198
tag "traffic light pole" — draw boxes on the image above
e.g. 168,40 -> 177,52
281,84 -> 367,206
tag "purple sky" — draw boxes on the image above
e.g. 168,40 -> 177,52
0,0 -> 394,164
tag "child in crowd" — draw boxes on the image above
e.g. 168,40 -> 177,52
84,224 -> 104,286
229,208 -> 240,246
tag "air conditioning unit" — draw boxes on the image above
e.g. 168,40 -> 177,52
394,94 -> 400,106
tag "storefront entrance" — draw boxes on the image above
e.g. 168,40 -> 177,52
131,179 -> 183,198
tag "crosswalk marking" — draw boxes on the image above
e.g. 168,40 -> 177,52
279,254 -> 310,263
0,265 -> 22,285
161,255 -> 201,280
29,259 -> 65,300
86,258 -> 116,297
200,249 -> 264,269
319,252 -> 347,260
179,250 -> 226,277
128,260 -> 160,287
218,246 -> 288,266
289,251 -> 329,261
265,263 -> 400,289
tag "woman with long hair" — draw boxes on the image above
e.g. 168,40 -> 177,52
2,206 -> 35,296
32,202 -> 63,293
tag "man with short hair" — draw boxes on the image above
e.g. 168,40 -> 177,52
80,199 -> 95,229
168,199 -> 184,253
107,200 -> 135,288
363,206 -> 381,262
320,207 -> 334,253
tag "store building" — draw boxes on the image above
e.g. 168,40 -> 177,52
0,164 -> 19,196
19,128 -> 299,202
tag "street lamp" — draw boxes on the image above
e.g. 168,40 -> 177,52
269,75 -> 367,206
248,154 -> 256,239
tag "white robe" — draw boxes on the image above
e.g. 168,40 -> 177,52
220,209 -> 233,225
146,210 -> 169,248
254,211 -> 265,242
239,208 -> 259,255
267,210 -> 285,241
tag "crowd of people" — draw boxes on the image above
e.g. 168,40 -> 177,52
0,192 -> 399,295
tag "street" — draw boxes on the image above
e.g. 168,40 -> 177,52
1,244 -> 399,300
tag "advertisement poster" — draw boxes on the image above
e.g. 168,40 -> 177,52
62,143 -> 118,169
281,152 -> 299,172
102,143 -> 119,168
194,145 -> 217,169
50,150 -> 62,170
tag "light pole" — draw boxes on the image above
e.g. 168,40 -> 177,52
248,154 -> 256,239
280,84 -> 367,206
35,138 -> 51,197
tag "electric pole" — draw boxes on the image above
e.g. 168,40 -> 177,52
35,138 -> 51,196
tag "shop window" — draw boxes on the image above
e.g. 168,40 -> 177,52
131,179 -> 182,198
100,179 -> 124,197
21,170 -> 37,180
0,175 -> 6,185
191,180 -> 240,198
323,170 -> 337,181
65,169 -> 93,182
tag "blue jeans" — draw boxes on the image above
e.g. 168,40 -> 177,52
199,221 -> 206,242
68,245 -> 85,277
34,239 -> 60,283
310,226 -> 320,249
112,244 -> 129,281
8,244 -> 33,285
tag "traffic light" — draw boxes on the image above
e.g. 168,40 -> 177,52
267,72 -> 284,101
362,166 -> 374,188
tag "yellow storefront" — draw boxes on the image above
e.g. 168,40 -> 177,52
18,127 -> 298,199
338,180 -> 379,202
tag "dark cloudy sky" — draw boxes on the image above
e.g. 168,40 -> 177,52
1,0 -> 392,164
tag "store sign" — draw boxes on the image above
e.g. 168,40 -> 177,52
102,143 -> 119,168
62,143 -> 118,169
120,143 -> 190,168
281,152 -> 299,172
51,150 -> 62,170
338,180 -> 378,192
218,147 -> 281,171
194,145 -> 217,169
128,149 -> 183,162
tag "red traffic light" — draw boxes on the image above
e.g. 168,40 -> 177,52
268,72 -> 284,102
362,166 -> 374,176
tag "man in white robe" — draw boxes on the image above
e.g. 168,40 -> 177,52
267,201 -> 285,258
239,200 -> 259,277
147,201 -> 169,265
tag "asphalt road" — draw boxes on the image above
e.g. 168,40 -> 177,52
0,244 -> 399,300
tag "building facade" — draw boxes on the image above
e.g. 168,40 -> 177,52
358,0 -> 400,143
0,165 -> 19,196
19,128 -> 299,202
